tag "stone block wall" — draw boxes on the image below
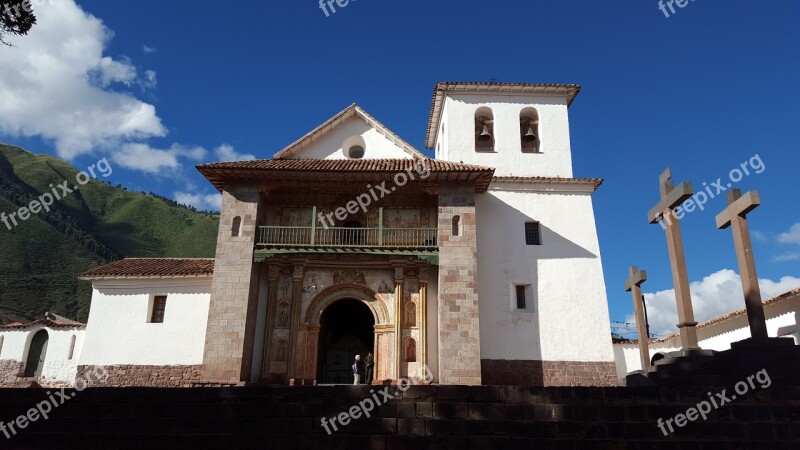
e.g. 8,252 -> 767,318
0,360 -> 23,386
437,185 -> 482,385
202,184 -> 263,385
0,384 -> 798,448
76,365 -> 202,388
481,359 -> 616,387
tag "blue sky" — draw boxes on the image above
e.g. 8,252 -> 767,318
1,0 -> 798,337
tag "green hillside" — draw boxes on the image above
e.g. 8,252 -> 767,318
0,143 -> 219,322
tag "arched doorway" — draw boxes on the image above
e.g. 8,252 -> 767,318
317,299 -> 374,384
24,329 -> 49,378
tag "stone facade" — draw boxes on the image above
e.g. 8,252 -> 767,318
0,360 -> 23,385
77,365 -> 202,387
201,184 -> 263,384
437,185 -> 482,385
481,359 -> 617,386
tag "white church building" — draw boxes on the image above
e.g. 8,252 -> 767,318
0,82 -> 620,387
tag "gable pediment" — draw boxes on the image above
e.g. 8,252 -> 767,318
273,104 -> 425,160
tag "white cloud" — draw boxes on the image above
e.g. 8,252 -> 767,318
174,192 -> 222,211
626,269 -> 800,337
773,252 -> 800,263
140,70 -> 157,90
0,0 -> 166,158
215,144 -> 256,161
752,230 -> 769,243
777,223 -> 800,245
112,143 -> 207,174
142,45 -> 156,54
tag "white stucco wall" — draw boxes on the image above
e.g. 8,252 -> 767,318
613,300 -> 800,380
475,181 -> 614,363
79,278 -> 212,366
0,326 -> 85,385
438,93 -> 574,178
284,116 -> 414,160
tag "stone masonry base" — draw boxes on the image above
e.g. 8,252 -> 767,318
481,359 -> 617,386
0,384 -> 797,447
0,359 -> 24,386
76,365 -> 203,387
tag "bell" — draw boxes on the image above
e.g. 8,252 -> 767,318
478,124 -> 492,141
523,126 -> 537,142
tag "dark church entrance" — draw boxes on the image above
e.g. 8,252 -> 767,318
317,299 -> 374,384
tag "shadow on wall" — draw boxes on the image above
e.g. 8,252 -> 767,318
477,197 -> 598,385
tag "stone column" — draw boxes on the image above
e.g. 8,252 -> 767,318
260,266 -> 280,381
374,324 -> 394,382
288,266 -> 304,379
419,266 -> 429,381
437,185 -> 482,385
393,267 -> 404,380
202,185 -> 263,385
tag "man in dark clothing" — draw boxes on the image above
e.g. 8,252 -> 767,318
364,352 -> 374,384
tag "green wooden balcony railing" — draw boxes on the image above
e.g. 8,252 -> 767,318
257,226 -> 438,248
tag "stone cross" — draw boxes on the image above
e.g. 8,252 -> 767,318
715,189 -> 768,339
624,266 -> 651,370
647,167 -> 700,350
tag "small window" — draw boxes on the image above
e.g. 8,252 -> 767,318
525,222 -> 542,246
150,295 -> 167,323
512,284 -> 533,311
348,145 -> 365,159
515,285 -> 527,309
67,335 -> 76,360
451,215 -> 461,236
231,216 -> 241,237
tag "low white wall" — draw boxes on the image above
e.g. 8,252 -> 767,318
79,278 -> 212,366
614,304 -> 799,379
0,326 -> 84,385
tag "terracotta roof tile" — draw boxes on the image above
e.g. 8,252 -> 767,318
493,176 -> 603,190
197,158 -> 496,192
79,258 -> 215,280
0,319 -> 86,330
197,158 -> 492,172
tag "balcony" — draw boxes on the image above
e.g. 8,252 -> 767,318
254,226 -> 440,264
258,226 -> 438,248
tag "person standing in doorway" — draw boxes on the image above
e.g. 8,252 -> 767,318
352,354 -> 364,385
364,352 -> 374,385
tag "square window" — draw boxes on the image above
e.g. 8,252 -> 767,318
150,295 -> 167,323
525,222 -> 541,246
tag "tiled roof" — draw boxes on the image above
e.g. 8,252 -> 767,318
493,176 -> 603,191
197,158 -> 492,172
425,81 -> 582,148
197,158 -> 496,192
0,313 -> 85,330
621,288 -> 800,345
79,258 -> 215,280
0,319 -> 86,330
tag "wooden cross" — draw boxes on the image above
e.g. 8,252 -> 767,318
715,189 -> 768,339
624,266 -> 651,370
647,167 -> 700,350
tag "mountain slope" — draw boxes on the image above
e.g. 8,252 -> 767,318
0,143 -> 219,321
